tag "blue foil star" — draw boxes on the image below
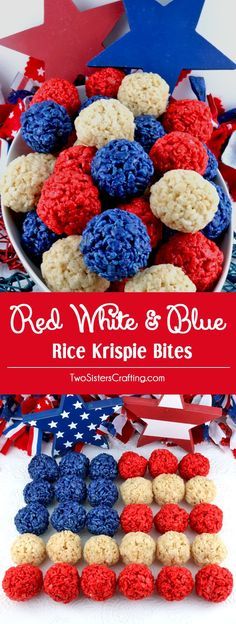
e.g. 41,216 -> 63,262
23,395 -> 123,456
89,0 -> 236,91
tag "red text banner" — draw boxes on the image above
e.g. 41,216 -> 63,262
0,293 -> 235,393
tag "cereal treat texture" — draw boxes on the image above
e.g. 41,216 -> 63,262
163,99 -> 213,142
189,503 -> 223,534
204,147 -> 218,180
125,264 -> 196,292
202,183 -> 232,240
156,531 -> 190,565
21,101 -> 73,153
118,451 -> 148,479
11,534 -> 46,566
21,211 -> 59,264
74,98 -> 135,149
43,563 -> 80,603
191,533 -> 227,566
14,503 -> 49,536
55,476 -> 87,503
118,563 -> 155,600
118,72 -> 169,117
156,566 -> 194,601
119,532 -> 156,566
149,131 -> 208,175
152,474 -> 185,505
179,452 -> 210,481
59,451 -> 89,478
51,501 -> 86,533
156,231 -> 224,291
81,564 -> 116,601
41,236 -> 110,292
86,506 -> 119,537
87,478 -> 119,507
86,67 -> 125,98
54,145 -> 96,176
46,531 -> 82,565
80,209 -> 151,282
0,153 -> 55,213
149,449 -> 178,477
119,197 -> 163,249
185,476 -> 216,505
23,479 -> 54,506
134,115 -> 165,153
120,504 -> 153,534
28,453 -> 59,482
89,453 -> 118,480
195,564 -> 233,602
120,477 -> 153,505
31,78 -> 80,115
150,170 -> 219,233
83,535 -> 119,566
154,504 -> 189,534
91,139 -> 154,200
2,564 -> 43,601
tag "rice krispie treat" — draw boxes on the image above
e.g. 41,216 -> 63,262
153,474 -> 185,505
0,153 -> 55,212
156,531 -> 190,565
83,535 -> 119,566
124,264 -> 196,292
119,532 -> 156,566
120,477 -> 153,505
185,477 -> 217,506
46,531 -> 82,565
11,534 -> 46,566
74,98 -> 135,149
118,72 -> 169,117
191,533 -> 227,566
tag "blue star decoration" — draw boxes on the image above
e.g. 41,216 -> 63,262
89,0 -> 236,92
23,395 -> 123,456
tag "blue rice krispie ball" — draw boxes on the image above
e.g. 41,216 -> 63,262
204,147 -> 218,180
80,208 -> 151,281
135,115 -> 165,152
51,501 -> 86,533
55,476 -> 87,503
86,506 -> 120,536
89,454 -> 118,480
58,452 -> 89,479
80,95 -> 109,110
88,479 -> 119,507
23,479 -> 54,506
14,503 -> 49,535
21,211 -> 60,264
28,454 -> 59,482
21,101 -> 73,153
91,139 -> 154,199
202,183 -> 232,239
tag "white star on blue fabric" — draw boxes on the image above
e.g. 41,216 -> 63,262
89,0 -> 235,91
23,395 -> 123,456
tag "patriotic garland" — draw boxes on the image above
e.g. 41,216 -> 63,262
0,394 -> 236,458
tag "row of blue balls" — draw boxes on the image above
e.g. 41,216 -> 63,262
23,475 -> 119,508
15,502 -> 120,538
28,452 -> 118,481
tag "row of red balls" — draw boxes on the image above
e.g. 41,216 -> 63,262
2,561 -> 233,603
120,502 -> 223,534
118,450 -> 210,480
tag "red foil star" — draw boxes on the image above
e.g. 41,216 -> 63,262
123,395 -> 222,452
0,0 -> 124,81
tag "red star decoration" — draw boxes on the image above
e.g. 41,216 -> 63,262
123,395 -> 222,452
0,0 -> 124,81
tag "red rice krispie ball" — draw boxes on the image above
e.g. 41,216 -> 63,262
148,449 -> 178,477
149,131 -> 208,175
55,145 -> 96,176
86,67 -> 125,98
31,78 -> 80,115
118,451 -> 148,479
154,504 -> 189,534
43,563 -> 80,603
81,564 -> 116,601
179,452 -> 210,480
2,564 -> 43,601
189,503 -> 223,534
120,504 -> 153,533
163,99 -> 213,142
156,566 -> 194,601
195,564 -> 233,602
118,563 -> 155,600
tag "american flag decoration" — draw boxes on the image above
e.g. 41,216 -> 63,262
23,394 -> 123,456
123,394 -> 222,452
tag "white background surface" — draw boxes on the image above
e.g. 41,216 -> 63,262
0,440 -> 236,624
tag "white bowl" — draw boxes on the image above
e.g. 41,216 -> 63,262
2,130 -> 234,292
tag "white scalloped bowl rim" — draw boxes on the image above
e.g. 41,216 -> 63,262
1,129 -> 234,292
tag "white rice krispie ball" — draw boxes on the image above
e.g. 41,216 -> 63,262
46,531 -> 82,565
120,477 -> 153,505
150,170 -> 219,232
185,476 -> 217,505
0,153 -> 55,212
119,532 -> 156,566
124,264 -> 196,292
153,474 -> 185,505
74,98 -> 135,149
191,533 -> 227,566
41,236 -> 110,292
156,531 -> 190,565
83,535 -> 119,566
118,72 -> 169,117
11,534 -> 46,566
